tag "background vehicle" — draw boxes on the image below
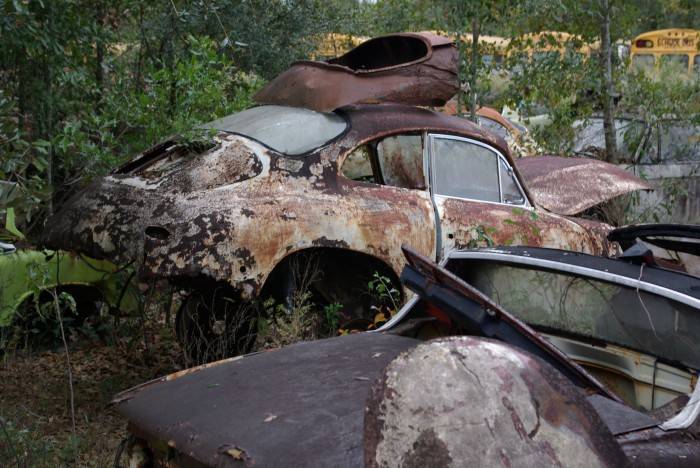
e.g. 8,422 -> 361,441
440,99 -> 544,157
511,31 -> 595,62
630,28 -> 700,75
0,248 -> 139,350
0,182 -> 138,351
572,115 -> 700,224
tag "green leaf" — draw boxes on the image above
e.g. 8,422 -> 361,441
5,207 -> 26,239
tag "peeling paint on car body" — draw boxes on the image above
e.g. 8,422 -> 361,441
42,103 -> 621,299
364,337 -> 627,468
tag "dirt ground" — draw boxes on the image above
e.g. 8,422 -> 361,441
0,319 -> 182,467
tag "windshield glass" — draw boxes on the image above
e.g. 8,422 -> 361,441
205,105 -> 347,155
459,262 -> 700,370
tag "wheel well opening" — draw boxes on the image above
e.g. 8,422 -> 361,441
261,247 -> 402,306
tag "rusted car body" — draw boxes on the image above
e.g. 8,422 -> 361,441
43,104 -> 618,311
42,33 -> 647,352
515,155 -> 653,216
113,244 -> 700,467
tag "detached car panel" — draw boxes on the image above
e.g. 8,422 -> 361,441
253,32 -> 459,112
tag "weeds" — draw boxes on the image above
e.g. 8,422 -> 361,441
176,286 -> 260,367
0,418 -> 56,467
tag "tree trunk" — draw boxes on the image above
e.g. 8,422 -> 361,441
469,18 -> 480,123
600,0 -> 618,162
94,3 -> 105,109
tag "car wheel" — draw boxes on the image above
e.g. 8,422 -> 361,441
175,287 -> 257,365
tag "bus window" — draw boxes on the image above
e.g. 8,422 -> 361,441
632,54 -> 655,71
694,55 -> 700,74
480,53 -> 505,69
659,54 -> 689,71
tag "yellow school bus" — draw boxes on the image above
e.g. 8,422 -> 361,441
511,31 -> 594,62
423,31 -> 510,68
630,29 -> 700,74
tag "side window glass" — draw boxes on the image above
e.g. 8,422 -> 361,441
342,145 -> 376,182
377,134 -> 425,190
499,159 -> 525,205
632,54 -> 655,72
432,137 -> 500,202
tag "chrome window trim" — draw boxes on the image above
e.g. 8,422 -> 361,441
447,250 -> 700,310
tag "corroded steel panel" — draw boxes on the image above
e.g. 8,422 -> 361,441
364,337 -> 628,467
516,156 -> 653,216
254,33 -> 459,112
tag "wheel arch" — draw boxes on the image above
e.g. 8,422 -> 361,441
260,246 -> 402,302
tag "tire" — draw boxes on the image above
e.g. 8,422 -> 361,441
175,287 -> 258,365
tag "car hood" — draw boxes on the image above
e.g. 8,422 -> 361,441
254,32 -> 459,112
515,156 -> 652,216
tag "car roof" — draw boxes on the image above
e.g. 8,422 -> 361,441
338,103 -> 511,159
445,246 -> 700,305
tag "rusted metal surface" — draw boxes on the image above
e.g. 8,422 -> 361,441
254,32 -> 459,112
516,155 -> 653,216
113,242 -> 700,466
114,332 -> 419,467
617,426 -> 700,467
42,103 -> 618,301
364,337 -> 628,467
435,196 -> 617,257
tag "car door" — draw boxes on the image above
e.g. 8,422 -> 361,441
426,133 -> 600,258
338,133 -> 437,272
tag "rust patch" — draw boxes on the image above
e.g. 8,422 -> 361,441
311,237 -> 350,249
255,32 -> 459,112
364,337 -> 627,467
401,428 -> 452,468
516,156 -> 652,216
